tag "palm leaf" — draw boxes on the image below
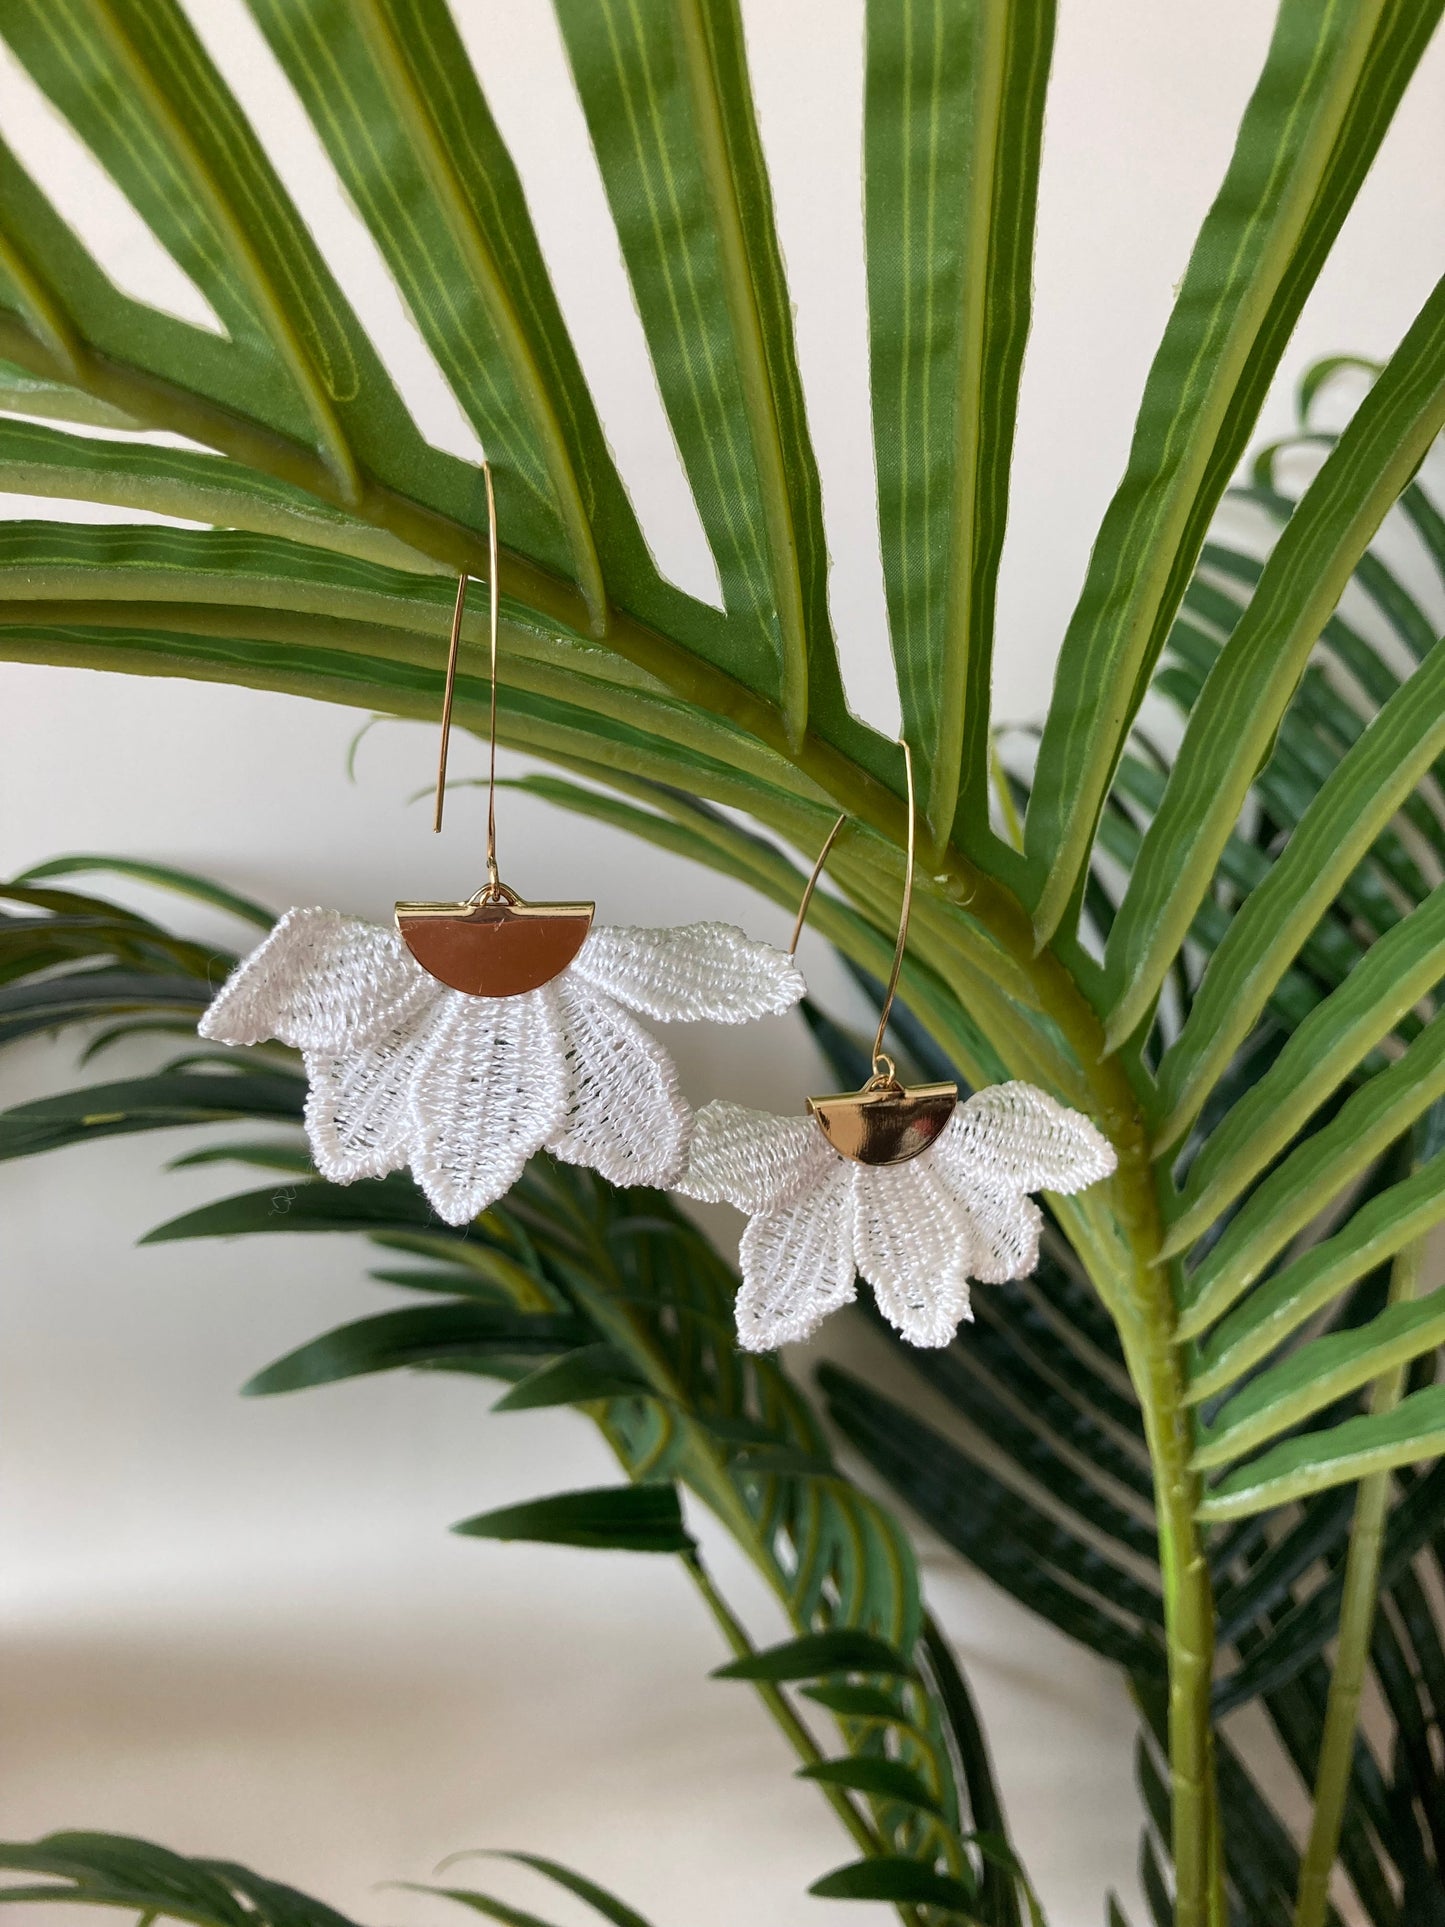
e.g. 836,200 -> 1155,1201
1,6 -> 1444,1921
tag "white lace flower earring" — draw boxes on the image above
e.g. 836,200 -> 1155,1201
676,743 -> 1116,1351
200,463 -> 804,1225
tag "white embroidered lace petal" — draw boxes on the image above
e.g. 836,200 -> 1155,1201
735,1156 -> 857,1352
545,976 -> 691,1189
675,1100 -> 828,1213
949,1177 -> 1044,1285
942,1081 -> 1116,1195
407,987 -> 570,1226
201,908 -> 437,1052
304,999 -> 441,1184
570,921 -> 806,1024
853,1158 -> 974,1347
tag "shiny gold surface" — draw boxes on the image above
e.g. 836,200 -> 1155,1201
807,1076 -> 958,1166
396,888 -> 594,997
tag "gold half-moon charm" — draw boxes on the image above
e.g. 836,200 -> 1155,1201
807,1076 -> 958,1167
395,885 -> 594,997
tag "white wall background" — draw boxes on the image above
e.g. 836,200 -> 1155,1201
2,4 -> 1443,1924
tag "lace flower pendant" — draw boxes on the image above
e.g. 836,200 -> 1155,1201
676,1082 -> 1116,1351
200,909 -> 804,1225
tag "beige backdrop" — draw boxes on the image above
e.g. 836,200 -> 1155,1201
3,4 -> 1443,1923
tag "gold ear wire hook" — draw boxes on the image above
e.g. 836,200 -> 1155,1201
789,739 -> 917,1082
788,812 -> 846,958
871,737 -> 915,1080
433,459 -> 502,894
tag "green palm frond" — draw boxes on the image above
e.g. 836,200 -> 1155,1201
2,5 -> 1444,1924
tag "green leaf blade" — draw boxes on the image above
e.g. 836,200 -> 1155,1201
808,1856 -> 981,1915
243,1305 -> 587,1395
1162,879 -> 1445,1240
1179,1011 -> 1445,1338
1197,1382 -> 1445,1521
864,0 -> 1055,847
1025,0 -> 1433,938
1104,273 -> 1445,1048
453,1484 -> 693,1554
711,1629 -> 915,1683
1189,1147 -> 1445,1400
1193,1285 -> 1445,1469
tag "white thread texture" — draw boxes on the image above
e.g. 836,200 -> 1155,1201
305,1001 -> 442,1185
676,1100 -> 827,1212
679,1084 -> 1117,1351
202,908 -> 803,1222
853,1159 -> 974,1347
940,1082 -> 1116,1193
736,1158 -> 857,1351
408,986 -> 570,1224
572,921 -> 805,1024
545,974 -> 690,1188
201,908 -> 436,1051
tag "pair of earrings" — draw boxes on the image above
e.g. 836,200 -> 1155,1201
201,467 -> 1114,1351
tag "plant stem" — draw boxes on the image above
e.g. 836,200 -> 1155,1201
1292,1237 -> 1424,1927
1113,1221 -> 1221,1927
683,1551 -> 924,1927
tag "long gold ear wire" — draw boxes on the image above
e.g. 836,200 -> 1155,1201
871,736 -> 916,1081
789,738 -> 917,1081
794,740 -> 955,1167
397,461 -> 594,998
432,458 -> 501,896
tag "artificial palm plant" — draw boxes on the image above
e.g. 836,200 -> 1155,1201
0,2 -> 1443,1923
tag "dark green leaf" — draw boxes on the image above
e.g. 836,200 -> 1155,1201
452,1485 -> 693,1555
799,1754 -> 944,1819
808,1856 -> 980,1915
491,1346 -> 654,1412
244,1306 -> 586,1395
17,855 -> 275,930
711,1629 -> 915,1684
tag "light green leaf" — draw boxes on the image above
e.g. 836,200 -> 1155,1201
1193,1285 -> 1445,1469
1161,881 -> 1445,1245
1025,0 -> 1433,940
0,418 -> 440,574
1188,1148 -> 1445,1401
1197,1383 -> 1445,1522
1179,1011 -> 1445,1339
1104,273 -> 1445,1050
552,0 -> 833,740
244,0 -> 611,624
1,0 -> 375,502
864,0 -> 1055,849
